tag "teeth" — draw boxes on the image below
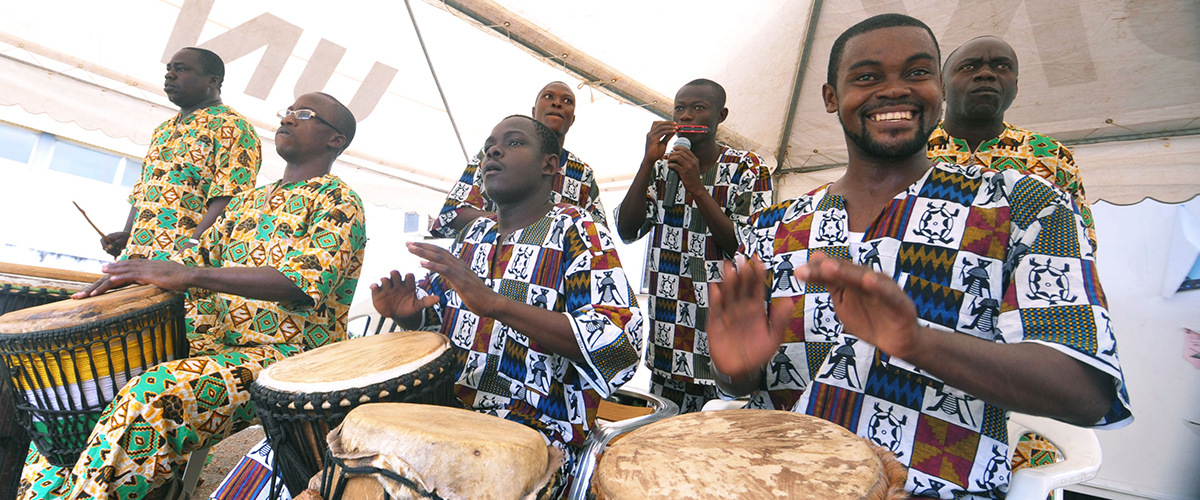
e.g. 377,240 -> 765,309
871,111 -> 914,121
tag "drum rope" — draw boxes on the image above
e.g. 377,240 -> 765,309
320,451 -> 448,500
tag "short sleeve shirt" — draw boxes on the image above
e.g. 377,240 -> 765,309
125,105 -> 261,261
738,162 -> 1132,499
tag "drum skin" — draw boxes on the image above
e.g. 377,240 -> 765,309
593,410 -> 901,500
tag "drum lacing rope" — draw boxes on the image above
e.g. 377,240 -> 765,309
319,451 -> 447,500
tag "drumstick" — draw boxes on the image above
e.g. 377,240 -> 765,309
72,202 -> 108,239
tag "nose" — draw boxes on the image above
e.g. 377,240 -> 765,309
973,66 -> 997,81
875,76 -> 912,100
486,144 -> 503,158
280,111 -> 298,127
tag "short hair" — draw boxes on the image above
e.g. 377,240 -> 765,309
682,78 -> 726,108
183,47 -> 225,86
826,14 -> 940,88
315,92 -> 357,152
942,35 -> 1012,73
504,114 -> 560,157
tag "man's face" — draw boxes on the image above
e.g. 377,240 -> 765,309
945,37 -> 1018,122
672,85 -> 726,142
163,49 -> 215,108
532,82 -> 576,139
481,117 -> 554,204
824,26 -> 943,160
275,93 -> 344,162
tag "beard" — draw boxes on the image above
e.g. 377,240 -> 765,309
840,104 -> 938,160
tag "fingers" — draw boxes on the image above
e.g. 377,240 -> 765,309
767,296 -> 796,344
72,275 -> 118,299
796,251 -> 871,290
419,295 -> 439,309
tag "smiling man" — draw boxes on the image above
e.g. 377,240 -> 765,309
928,36 -> 1095,250
20,93 -> 366,500
101,48 -> 261,260
374,115 -> 640,482
706,14 -> 1131,499
430,82 -> 607,238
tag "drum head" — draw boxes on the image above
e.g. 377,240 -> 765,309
0,286 -> 176,334
256,331 -> 449,394
594,410 -> 887,500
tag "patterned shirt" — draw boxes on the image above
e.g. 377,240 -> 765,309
418,204 -> 641,454
927,122 -> 1094,250
177,174 -> 367,355
738,163 -> 1132,500
619,145 -> 773,387
125,105 -> 261,261
430,148 -> 607,238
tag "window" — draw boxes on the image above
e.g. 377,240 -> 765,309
0,123 -> 38,164
120,160 -> 143,188
48,140 -> 120,183
404,212 -> 419,233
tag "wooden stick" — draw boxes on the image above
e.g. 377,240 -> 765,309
0,262 -> 104,283
72,201 -> 108,239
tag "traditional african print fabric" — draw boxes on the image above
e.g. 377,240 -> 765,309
418,204 -> 641,459
19,174 -> 366,500
927,122 -> 1094,250
737,162 -> 1132,500
648,373 -> 717,414
124,105 -> 261,261
20,346 -> 295,500
618,145 -> 772,409
430,148 -> 607,238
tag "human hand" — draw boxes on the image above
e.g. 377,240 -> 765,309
666,146 -> 703,196
643,121 -> 677,164
72,259 -> 194,298
708,256 -> 795,379
407,242 -> 501,317
370,270 -> 438,321
101,231 -> 130,258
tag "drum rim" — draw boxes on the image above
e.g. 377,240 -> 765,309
254,331 -> 450,394
0,293 -> 186,343
0,283 -> 77,298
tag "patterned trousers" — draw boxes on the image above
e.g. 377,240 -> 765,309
648,373 -> 718,414
19,345 -> 297,500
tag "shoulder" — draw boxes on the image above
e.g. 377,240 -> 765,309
1008,123 -> 1074,156
719,145 -> 765,168
312,175 -> 365,210
751,185 -> 827,228
927,122 -> 951,144
208,106 -> 259,137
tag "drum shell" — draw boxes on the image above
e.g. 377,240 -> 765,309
251,346 -> 460,496
0,293 -> 187,467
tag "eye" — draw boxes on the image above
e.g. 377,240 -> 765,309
563,97 -> 573,105
853,73 -> 878,82
674,105 -> 684,111
909,68 -> 932,77
959,63 -> 975,72
997,62 -> 1011,70
507,139 -> 523,146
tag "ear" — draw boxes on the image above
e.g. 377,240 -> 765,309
718,107 -> 729,124
567,113 -> 576,128
822,83 -> 838,114
327,133 -> 347,152
542,153 -> 559,176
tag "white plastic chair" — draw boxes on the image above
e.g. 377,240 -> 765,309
346,300 -> 398,338
700,402 -> 1101,500
566,388 -> 679,500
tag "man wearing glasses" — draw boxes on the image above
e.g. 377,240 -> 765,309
101,47 -> 262,261
20,93 -> 366,500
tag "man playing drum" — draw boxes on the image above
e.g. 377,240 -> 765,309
101,48 -> 261,261
372,115 -> 641,475
20,92 -> 366,500
706,14 -> 1132,500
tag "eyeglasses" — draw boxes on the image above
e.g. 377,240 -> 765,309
277,109 -> 344,135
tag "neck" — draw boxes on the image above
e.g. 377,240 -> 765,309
178,95 -> 222,119
833,146 -> 932,205
942,114 -> 1006,151
279,157 -> 334,186
692,136 -> 723,174
495,189 -> 555,235
556,132 -> 568,150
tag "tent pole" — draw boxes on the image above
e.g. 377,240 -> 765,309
775,0 -> 824,171
404,0 -> 472,163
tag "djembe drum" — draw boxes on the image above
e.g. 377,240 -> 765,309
315,403 -> 562,500
250,331 -> 459,497
0,285 -> 186,467
592,409 -> 909,500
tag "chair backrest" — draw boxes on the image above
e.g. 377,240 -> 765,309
346,300 -> 400,338
1004,413 -> 1102,500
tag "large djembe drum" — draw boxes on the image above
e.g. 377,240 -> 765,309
592,410 -> 909,500
0,285 -> 187,467
315,403 -> 562,500
250,331 -> 459,497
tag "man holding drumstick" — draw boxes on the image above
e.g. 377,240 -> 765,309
706,14 -> 1131,500
20,93 -> 365,500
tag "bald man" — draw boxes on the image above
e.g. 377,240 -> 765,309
928,36 -> 1095,250
20,93 -> 366,500
430,82 -> 607,238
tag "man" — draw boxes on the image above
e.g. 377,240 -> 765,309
707,15 -> 1130,499
373,115 -> 640,468
928,36 -> 1095,250
102,47 -> 261,260
615,79 -> 772,413
21,93 -> 366,500
429,82 -> 606,238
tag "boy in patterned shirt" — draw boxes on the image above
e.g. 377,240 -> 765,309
102,47 -> 261,261
927,36 -> 1094,250
707,15 -> 1130,500
373,115 -> 641,471
430,82 -> 606,238
22,93 -> 365,500
615,79 -> 773,413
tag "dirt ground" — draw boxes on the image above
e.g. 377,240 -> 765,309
193,426 -> 265,500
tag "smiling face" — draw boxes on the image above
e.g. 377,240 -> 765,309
481,117 -> 557,206
823,26 -> 943,161
531,82 -> 576,140
275,93 -> 347,162
163,49 -> 217,109
944,37 -> 1018,123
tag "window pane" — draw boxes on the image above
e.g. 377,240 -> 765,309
404,212 -> 418,233
121,160 -> 143,188
0,124 -> 38,164
48,141 -> 120,183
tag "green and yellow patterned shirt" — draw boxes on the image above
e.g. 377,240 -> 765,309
125,105 -> 261,261
176,174 -> 367,355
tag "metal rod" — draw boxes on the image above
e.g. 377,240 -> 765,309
775,0 -> 824,170
403,0 -> 472,164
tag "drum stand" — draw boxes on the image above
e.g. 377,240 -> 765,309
162,446 -> 211,500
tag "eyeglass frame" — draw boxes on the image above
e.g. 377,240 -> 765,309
277,108 -> 344,136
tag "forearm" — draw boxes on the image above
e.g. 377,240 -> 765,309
902,327 -> 1114,425
616,158 -> 656,241
189,266 -> 311,304
690,190 -> 739,256
488,298 -> 584,364
192,197 -> 231,240
446,207 -> 493,232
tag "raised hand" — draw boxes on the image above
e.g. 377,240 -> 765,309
708,256 -> 795,381
371,270 -> 438,322
101,231 -> 130,258
643,121 -> 678,163
666,146 -> 703,196
407,242 -> 502,318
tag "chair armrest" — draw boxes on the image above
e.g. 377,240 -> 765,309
701,399 -> 749,412
567,389 -> 679,500
1006,413 -> 1102,500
